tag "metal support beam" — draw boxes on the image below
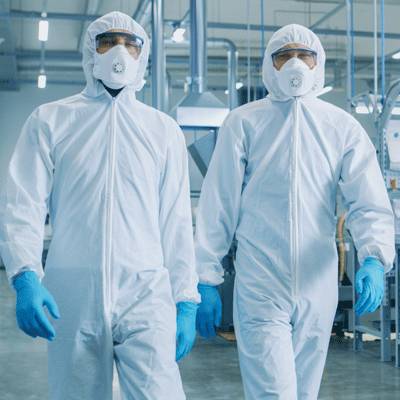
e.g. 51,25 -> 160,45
310,2 -> 345,30
189,0 -> 207,93
373,0 -> 379,118
396,245 -> 400,367
381,273 -> 392,362
77,0 -> 101,52
151,0 -> 166,111
14,49 -> 400,81
345,0 -> 354,112
0,1 -> 18,90
7,10 -> 400,40
133,0 -> 152,30
5,9 -> 101,21
381,0 -> 386,102
205,21 -> 400,40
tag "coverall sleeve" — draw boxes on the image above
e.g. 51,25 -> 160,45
339,123 -> 395,272
159,120 -> 200,304
0,108 -> 53,283
195,113 -> 247,285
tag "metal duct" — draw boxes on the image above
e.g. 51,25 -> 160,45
172,0 -> 229,128
208,38 -> 238,109
167,38 -> 238,110
189,0 -> 206,93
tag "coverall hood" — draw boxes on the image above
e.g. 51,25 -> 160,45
82,11 -> 150,97
262,24 -> 326,101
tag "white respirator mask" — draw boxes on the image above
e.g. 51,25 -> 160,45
275,57 -> 316,97
93,45 -> 139,90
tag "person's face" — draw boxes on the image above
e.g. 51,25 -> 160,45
272,42 -> 317,71
95,28 -> 143,60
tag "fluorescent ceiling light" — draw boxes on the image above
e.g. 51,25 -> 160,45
392,51 -> 400,60
38,73 -> 47,89
38,20 -> 49,42
172,27 -> 186,43
0,38 -> 4,46
391,107 -> 400,115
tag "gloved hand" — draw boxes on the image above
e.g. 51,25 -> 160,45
196,284 -> 222,338
13,271 -> 60,340
176,301 -> 198,361
355,257 -> 385,316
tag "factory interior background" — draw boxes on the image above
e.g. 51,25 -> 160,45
2,0 -> 400,399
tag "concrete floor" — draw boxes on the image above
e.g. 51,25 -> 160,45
2,269 -> 400,400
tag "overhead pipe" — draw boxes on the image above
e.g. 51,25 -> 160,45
172,0 -> 229,128
6,9 -> 400,40
207,38 -> 238,109
151,0 -> 166,111
17,77 -> 237,92
189,0 -> 207,94
169,0 -> 238,109
180,9 -> 190,27
310,3 -> 345,30
167,38 -> 238,109
203,21 -> 400,40
171,9 -> 190,29
16,49 -> 400,71
133,0 -> 152,29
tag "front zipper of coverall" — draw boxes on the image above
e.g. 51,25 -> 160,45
105,98 -> 117,311
291,98 -> 300,298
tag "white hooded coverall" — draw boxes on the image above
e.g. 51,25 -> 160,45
0,11 -> 199,400
195,24 -> 395,399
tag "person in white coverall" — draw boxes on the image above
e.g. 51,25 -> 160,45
0,11 -> 199,400
195,24 -> 395,399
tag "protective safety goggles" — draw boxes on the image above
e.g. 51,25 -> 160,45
271,47 -> 317,69
95,31 -> 144,58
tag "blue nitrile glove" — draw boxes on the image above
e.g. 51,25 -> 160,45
13,271 -> 60,340
196,284 -> 222,338
176,301 -> 198,361
355,257 -> 385,316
